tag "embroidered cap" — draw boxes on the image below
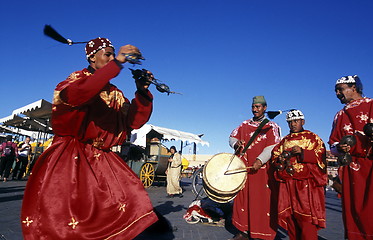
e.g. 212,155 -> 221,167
85,37 -> 114,59
286,109 -> 305,122
336,75 -> 361,85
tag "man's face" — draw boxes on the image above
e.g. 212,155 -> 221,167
287,119 -> 304,133
252,103 -> 267,119
25,137 -> 30,143
335,83 -> 356,104
89,47 -> 115,70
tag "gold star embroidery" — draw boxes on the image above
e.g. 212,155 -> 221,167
119,203 -> 126,212
293,163 -> 304,173
100,90 -> 126,110
94,153 -> 101,160
68,217 -> 79,230
22,217 -> 33,227
68,72 -> 80,81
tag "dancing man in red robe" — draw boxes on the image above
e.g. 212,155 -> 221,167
329,75 -> 373,240
21,38 -> 158,239
272,109 -> 327,240
229,96 -> 281,240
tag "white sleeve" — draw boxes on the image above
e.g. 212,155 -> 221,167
257,144 -> 276,164
229,137 -> 238,149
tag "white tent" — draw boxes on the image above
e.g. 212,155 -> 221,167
0,99 -> 52,133
12,99 -> 52,120
130,124 -> 209,148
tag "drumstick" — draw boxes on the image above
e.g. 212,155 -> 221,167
224,166 -> 253,175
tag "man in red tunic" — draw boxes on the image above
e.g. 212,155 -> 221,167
229,96 -> 281,240
21,38 -> 158,239
329,75 -> 373,240
272,109 -> 327,240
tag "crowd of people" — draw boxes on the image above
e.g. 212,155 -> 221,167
228,75 -> 372,240
0,135 -> 32,182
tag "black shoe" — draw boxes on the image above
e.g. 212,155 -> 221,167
178,193 -> 183,198
167,194 -> 174,198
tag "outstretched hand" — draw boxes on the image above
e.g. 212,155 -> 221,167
116,44 -> 143,63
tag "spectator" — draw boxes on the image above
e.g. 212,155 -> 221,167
0,135 -> 18,182
12,136 -> 31,180
166,146 -> 183,198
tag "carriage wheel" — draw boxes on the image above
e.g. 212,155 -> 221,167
191,166 -> 206,199
140,162 -> 155,188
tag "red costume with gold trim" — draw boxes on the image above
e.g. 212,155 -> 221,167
230,118 -> 281,240
329,97 -> 373,240
272,130 -> 327,240
21,60 -> 157,239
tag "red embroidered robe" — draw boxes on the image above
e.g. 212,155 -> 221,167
272,130 -> 327,231
230,118 -> 281,240
21,61 -> 157,240
329,97 -> 373,240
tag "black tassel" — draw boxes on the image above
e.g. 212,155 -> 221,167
266,111 -> 282,119
43,25 -> 72,45
43,25 -> 87,45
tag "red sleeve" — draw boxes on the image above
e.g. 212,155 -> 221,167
13,143 -> 19,157
126,90 -> 153,130
60,61 -> 121,106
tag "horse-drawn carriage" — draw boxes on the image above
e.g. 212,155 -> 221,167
118,124 -> 209,188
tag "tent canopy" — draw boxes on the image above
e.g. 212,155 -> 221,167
131,124 -> 209,148
12,99 -> 52,120
0,99 -> 53,134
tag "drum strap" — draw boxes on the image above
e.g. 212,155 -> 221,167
240,118 -> 269,155
226,118 -> 270,174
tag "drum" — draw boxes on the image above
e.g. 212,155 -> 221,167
203,153 -> 247,203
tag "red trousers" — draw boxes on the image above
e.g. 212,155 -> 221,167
285,215 -> 318,240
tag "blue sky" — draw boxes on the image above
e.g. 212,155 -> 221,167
0,0 -> 372,154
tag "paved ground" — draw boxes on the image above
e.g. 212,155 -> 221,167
0,178 -> 343,240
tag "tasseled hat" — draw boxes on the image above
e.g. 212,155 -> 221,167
43,25 -> 145,64
43,25 -> 114,59
286,109 -> 305,122
85,37 -> 114,59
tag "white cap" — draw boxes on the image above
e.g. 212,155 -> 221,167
286,109 -> 305,121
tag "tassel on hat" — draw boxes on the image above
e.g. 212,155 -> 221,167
43,25 -> 87,45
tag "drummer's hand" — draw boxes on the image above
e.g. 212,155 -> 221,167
252,158 -> 263,171
116,44 -> 142,63
234,140 -> 245,153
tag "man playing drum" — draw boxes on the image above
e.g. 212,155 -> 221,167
272,109 -> 327,240
229,96 -> 281,240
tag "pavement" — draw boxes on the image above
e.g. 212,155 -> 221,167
0,178 -> 343,240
